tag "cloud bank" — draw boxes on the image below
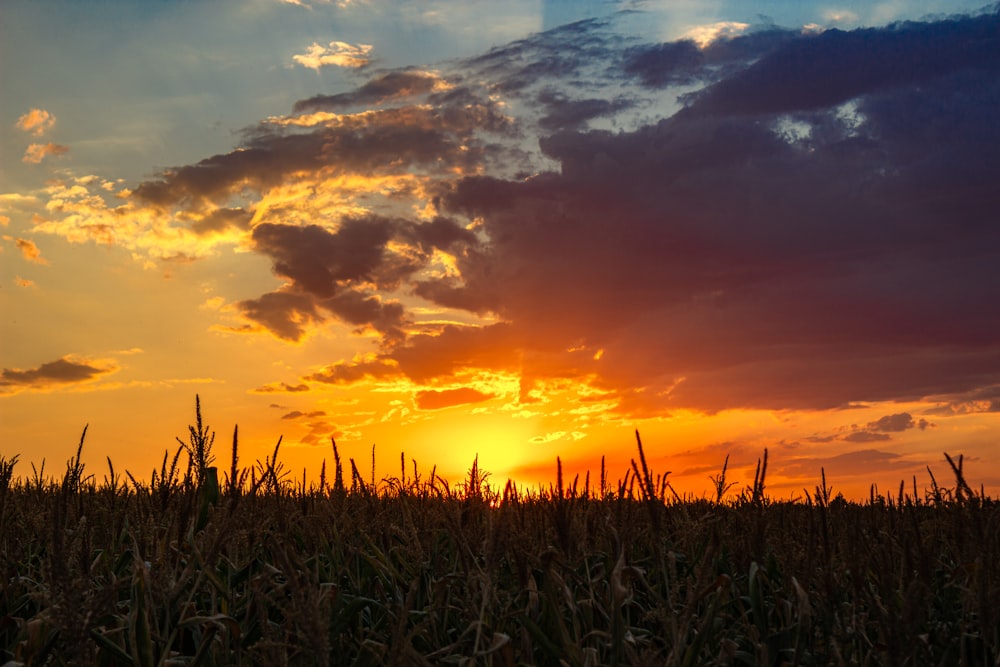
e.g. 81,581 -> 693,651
31,7 -> 1000,418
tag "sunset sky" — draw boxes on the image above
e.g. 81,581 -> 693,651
3,0 -> 999,500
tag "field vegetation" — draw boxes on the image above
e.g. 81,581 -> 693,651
1,397 -> 997,665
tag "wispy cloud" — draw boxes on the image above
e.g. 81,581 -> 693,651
22,142 -> 69,164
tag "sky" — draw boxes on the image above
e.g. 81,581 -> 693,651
2,0 -> 999,500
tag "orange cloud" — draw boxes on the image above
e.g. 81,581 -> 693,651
22,142 -> 69,164
15,238 -> 48,265
15,108 -> 56,136
415,386 -> 494,410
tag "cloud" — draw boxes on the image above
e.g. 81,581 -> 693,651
189,207 -> 252,236
842,431 -> 892,443
31,9 -> 1000,418
415,386 -> 494,410
293,40 -> 372,70
307,357 -> 399,384
237,290 -> 323,341
623,39 -> 705,87
15,238 -> 48,265
779,448 -> 908,481
252,218 -> 394,297
536,90 -> 635,131
237,216 -> 475,341
867,412 -> 915,433
410,9 -> 1000,412
281,409 -> 326,419
293,70 -> 448,112
252,381 -> 311,393
623,28 -> 796,89
0,193 -> 39,208
831,411 -> 934,444
132,89 -> 504,216
0,355 -> 118,394
15,108 -> 56,136
282,0 -> 358,8
924,384 -> 1000,415
681,21 -> 750,48
463,17 -> 617,95
683,14 -> 1000,116
22,142 -> 69,164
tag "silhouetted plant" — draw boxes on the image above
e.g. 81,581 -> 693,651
1,399 -> 997,665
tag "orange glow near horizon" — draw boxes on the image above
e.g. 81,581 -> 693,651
4,2 -> 1000,503
4,375 -> 997,504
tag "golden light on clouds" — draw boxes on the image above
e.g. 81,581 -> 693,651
292,40 -> 373,70
22,142 -> 69,164
15,108 -> 56,136
681,21 -> 750,48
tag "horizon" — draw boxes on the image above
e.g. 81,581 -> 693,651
2,0 -> 999,501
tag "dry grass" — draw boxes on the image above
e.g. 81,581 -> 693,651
1,397 -> 997,665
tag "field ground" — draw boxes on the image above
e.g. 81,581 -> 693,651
1,406 -> 997,665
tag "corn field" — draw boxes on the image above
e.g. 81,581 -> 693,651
1,398 -> 998,665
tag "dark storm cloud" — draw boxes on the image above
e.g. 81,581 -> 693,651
623,39 -> 705,87
0,356 -> 116,390
623,28 -> 799,89
408,8 -> 1000,411
685,11 -> 1000,116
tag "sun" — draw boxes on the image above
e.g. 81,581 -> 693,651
404,410 -> 539,484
